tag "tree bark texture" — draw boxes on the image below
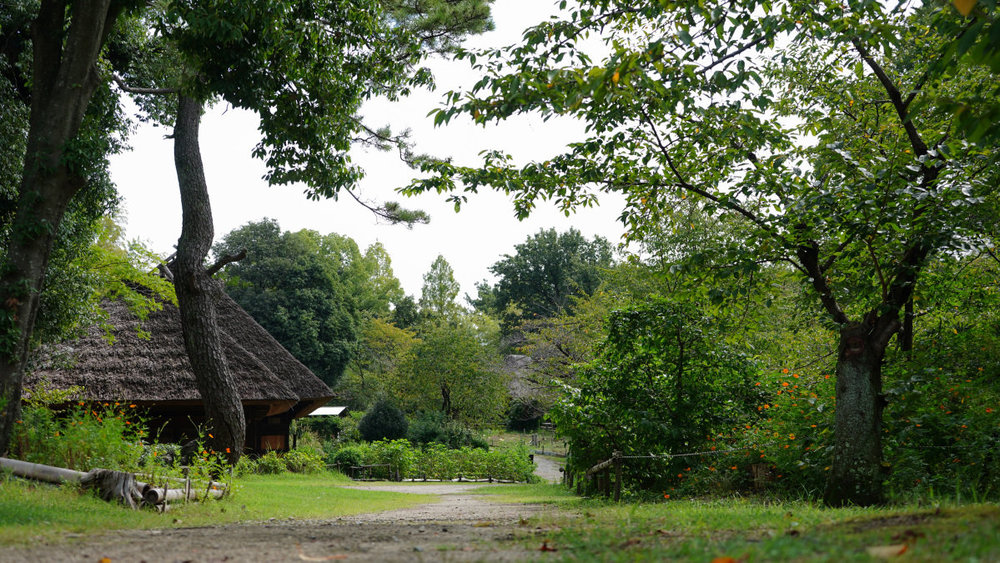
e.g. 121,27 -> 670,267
0,0 -> 118,455
823,321 -> 891,507
173,95 -> 245,464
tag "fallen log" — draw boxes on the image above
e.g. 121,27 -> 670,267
1,457 -> 226,510
0,457 -> 85,483
143,485 -> 225,505
0,458 -> 142,508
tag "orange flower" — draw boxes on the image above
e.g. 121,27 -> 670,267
208,433 -> 214,438
781,382 -> 789,387
225,448 -> 231,453
664,494 -> 670,499
793,374 -> 800,379
129,404 -> 136,408
782,368 -> 789,374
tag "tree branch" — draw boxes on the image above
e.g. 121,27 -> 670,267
112,73 -> 178,95
851,38 -> 928,156
205,248 -> 246,277
796,239 -> 850,324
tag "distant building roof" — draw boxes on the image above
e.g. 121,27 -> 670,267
309,406 -> 348,417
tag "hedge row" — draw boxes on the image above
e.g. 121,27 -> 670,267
327,440 -> 537,483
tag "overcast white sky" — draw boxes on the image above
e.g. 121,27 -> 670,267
109,0 -> 627,300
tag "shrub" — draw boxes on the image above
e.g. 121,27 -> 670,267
233,454 -> 258,477
369,439 -> 416,480
325,440 -> 537,482
328,443 -> 368,472
358,399 -> 408,442
407,411 -> 488,450
11,386 -> 148,472
549,299 -> 764,495
255,451 -> 286,475
283,447 -> 326,474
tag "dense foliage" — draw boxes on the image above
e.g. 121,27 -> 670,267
326,439 -> 537,483
214,220 -> 403,386
550,298 -> 764,493
403,0 -> 1000,505
358,399 -> 409,442
472,228 -> 615,332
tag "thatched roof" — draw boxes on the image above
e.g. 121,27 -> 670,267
28,284 -> 332,417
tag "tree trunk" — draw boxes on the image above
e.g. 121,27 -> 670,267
0,0 -> 118,455
823,322 -> 888,506
173,95 -> 245,465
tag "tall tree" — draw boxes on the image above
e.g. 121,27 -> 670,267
395,314 -> 506,426
404,1 -> 999,505
0,0 -> 136,456
476,227 -> 614,331
110,0 -> 493,460
215,220 -> 392,387
419,254 -> 461,319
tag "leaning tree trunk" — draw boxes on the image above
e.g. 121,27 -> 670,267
823,321 -> 892,507
173,95 -> 245,465
0,0 -> 119,455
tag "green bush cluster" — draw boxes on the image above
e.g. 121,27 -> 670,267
358,400 -> 408,442
11,398 -> 147,472
407,411 -> 488,450
326,440 -> 536,482
238,447 -> 327,476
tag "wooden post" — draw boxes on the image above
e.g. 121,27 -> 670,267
613,451 -> 622,502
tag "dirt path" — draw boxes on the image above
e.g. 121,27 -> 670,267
0,483 -> 560,563
532,456 -> 564,484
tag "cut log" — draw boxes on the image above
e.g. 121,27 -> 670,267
143,485 -> 225,505
0,457 -> 87,483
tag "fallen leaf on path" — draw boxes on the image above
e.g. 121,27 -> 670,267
865,544 -> 908,559
473,521 -> 494,527
296,544 -> 348,561
710,557 -> 742,563
539,540 -> 558,552
99,558 -> 111,563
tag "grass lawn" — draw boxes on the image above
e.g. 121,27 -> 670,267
0,471 -> 434,545
475,485 -> 1000,561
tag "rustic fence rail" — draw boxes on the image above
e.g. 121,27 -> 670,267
564,443 -> 783,501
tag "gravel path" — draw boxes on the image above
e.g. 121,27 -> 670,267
532,456 -> 564,484
0,482 -> 560,562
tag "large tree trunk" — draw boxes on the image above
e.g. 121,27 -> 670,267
173,95 -> 245,464
0,0 -> 118,455
823,321 -> 891,507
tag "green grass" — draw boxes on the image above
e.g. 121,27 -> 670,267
473,483 -> 581,506
0,471 -> 434,545
513,494 -> 1000,561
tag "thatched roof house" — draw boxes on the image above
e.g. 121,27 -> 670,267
28,285 -> 333,454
